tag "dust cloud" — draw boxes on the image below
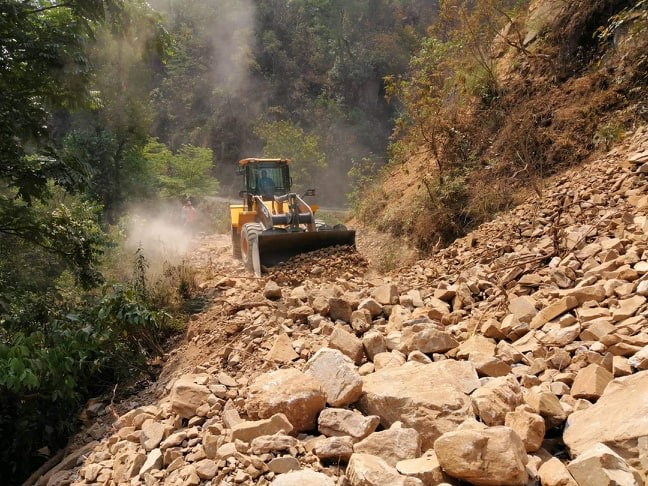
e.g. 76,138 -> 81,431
148,0 -> 257,96
121,202 -> 195,277
209,1 -> 257,96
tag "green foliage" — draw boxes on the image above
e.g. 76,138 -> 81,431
254,121 -> 327,190
0,2 -> 176,483
593,121 -> 625,150
0,276 -> 173,483
0,185 -> 108,293
144,138 -> 220,199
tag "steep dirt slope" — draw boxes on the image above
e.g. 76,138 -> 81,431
32,126 -> 648,485
365,0 -> 648,250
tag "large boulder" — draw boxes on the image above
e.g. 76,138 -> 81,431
353,424 -> 421,466
434,426 -> 528,486
567,443 -> 642,486
304,348 -> 363,407
318,408 -> 380,441
563,370 -> 648,473
357,361 -> 477,449
347,453 -> 423,486
169,374 -> 212,418
470,376 -> 524,426
246,368 -> 326,432
271,470 -> 336,486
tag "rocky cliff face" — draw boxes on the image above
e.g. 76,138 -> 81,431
33,125 -> 648,485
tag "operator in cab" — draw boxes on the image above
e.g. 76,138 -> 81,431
258,169 -> 276,198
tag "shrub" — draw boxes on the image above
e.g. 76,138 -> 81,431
0,276 -> 174,484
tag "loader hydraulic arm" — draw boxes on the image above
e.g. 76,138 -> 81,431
274,193 -> 315,231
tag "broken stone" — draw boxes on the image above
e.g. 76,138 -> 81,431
530,296 -> 579,329
313,436 -> 354,463
347,453 -> 424,486
194,458 -> 219,480
271,470 -> 336,486
353,424 -> 421,466
358,298 -> 383,318
246,368 -> 326,432
471,376 -> 524,426
537,457 -> 578,486
264,281 -> 283,300
287,305 -> 314,323
508,296 -> 538,323
373,284 -> 399,305
269,456 -> 301,474
434,426 -> 528,486
169,374 -> 212,419
249,433 -> 300,455
570,363 -> 613,401
230,413 -> 294,443
266,334 -> 299,363
373,351 -> 406,370
525,390 -> 567,429
567,443 -> 642,486
141,420 -> 167,452
139,448 -> 163,476
395,452 -> 450,486
505,407 -> 545,452
328,327 -> 365,364
304,347 -> 363,407
329,297 -> 354,323
400,322 -> 458,354
362,331 -> 387,361
318,408 -> 380,441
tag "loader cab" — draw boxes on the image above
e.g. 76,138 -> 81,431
239,158 -> 291,203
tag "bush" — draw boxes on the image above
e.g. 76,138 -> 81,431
0,278 -> 174,484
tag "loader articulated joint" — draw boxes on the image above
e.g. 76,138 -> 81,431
274,192 -> 315,230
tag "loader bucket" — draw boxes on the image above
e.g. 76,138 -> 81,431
257,229 -> 356,268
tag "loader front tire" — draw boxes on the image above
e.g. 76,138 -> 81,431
241,223 -> 264,271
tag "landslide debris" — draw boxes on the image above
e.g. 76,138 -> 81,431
37,128 -> 647,486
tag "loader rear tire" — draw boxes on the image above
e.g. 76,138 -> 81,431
315,219 -> 332,231
241,223 -> 263,271
231,227 -> 242,259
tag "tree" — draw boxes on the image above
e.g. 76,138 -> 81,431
254,120 -> 326,190
144,139 -> 219,198
0,3 -> 168,481
0,0 -> 133,285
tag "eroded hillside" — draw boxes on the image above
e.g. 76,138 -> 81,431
361,0 -> 648,251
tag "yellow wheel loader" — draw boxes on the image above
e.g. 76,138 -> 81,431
230,158 -> 356,275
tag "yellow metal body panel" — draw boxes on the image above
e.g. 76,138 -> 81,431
230,199 -> 292,230
230,205 -> 257,230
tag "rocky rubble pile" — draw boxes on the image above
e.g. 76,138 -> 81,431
267,245 -> 368,286
40,128 -> 647,485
